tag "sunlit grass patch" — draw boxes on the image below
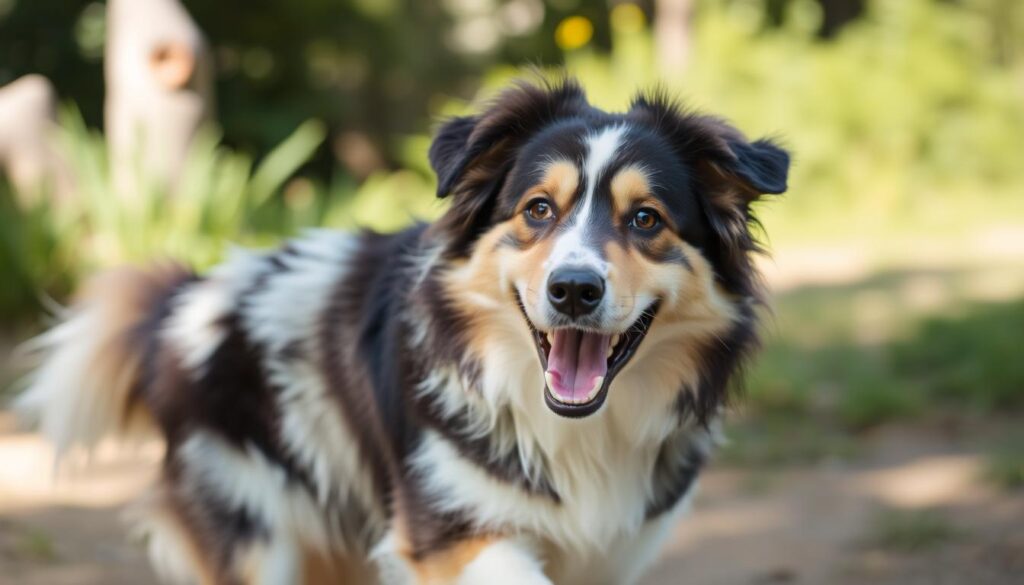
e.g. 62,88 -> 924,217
16,528 -> 58,563
983,450 -> 1024,492
864,508 -> 961,553
892,299 -> 1024,412
746,266 -> 1024,430
719,414 -> 860,467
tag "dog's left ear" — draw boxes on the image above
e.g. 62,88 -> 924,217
629,93 -> 789,209
429,79 -> 589,255
713,137 -> 790,197
629,93 -> 790,297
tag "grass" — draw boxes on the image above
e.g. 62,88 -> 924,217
16,529 -> 57,563
721,262 -> 1024,466
865,508 -> 961,553
746,268 -> 1024,431
983,449 -> 1024,492
719,414 -> 860,467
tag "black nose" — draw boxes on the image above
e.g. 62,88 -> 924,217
547,266 -> 605,318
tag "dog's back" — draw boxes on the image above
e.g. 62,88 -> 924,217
17,229 -> 398,583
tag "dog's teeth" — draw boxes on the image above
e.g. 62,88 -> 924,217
588,376 -> 604,400
606,345 -> 614,359
612,334 -> 621,347
544,372 -> 555,392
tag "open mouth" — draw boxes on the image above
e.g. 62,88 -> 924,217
517,296 -> 659,418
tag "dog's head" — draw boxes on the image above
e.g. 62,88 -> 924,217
428,79 -> 788,420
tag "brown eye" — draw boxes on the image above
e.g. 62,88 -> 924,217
631,208 -> 660,230
526,199 -> 555,221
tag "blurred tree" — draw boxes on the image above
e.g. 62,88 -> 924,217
106,0 -> 214,196
818,0 -> 864,38
0,75 -> 73,200
0,0 -> 104,123
764,0 -> 864,37
655,0 -> 693,73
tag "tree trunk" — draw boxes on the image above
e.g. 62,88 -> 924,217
818,0 -> 865,39
0,75 -> 73,201
654,0 -> 694,78
105,0 -> 214,197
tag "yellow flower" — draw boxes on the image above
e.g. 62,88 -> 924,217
556,16 -> 593,51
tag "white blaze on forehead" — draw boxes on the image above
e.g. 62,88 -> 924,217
545,124 -> 627,273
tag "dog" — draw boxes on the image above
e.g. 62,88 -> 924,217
17,78 -> 789,584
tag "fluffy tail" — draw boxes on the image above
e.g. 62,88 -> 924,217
15,263 -> 194,458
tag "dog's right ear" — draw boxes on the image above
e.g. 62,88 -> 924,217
429,79 -> 588,256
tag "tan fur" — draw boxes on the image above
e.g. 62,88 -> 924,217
75,264 -> 187,434
534,160 -> 579,213
444,198 -> 738,416
231,537 -> 375,585
609,166 -> 652,215
407,537 -> 496,585
639,240 -> 739,402
17,261 -> 193,455
301,548 -> 379,585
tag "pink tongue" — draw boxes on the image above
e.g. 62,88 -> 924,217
546,329 -> 610,402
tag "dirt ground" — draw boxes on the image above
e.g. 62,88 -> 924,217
1,411 -> 1021,585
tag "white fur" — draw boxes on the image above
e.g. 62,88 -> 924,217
272,360 -> 379,522
14,308 -> 122,457
241,230 -> 357,354
165,247 -> 265,372
235,231 -> 383,543
127,489 -> 207,585
14,282 -> 161,459
456,540 -> 552,585
544,125 -> 626,275
549,487 -> 695,585
369,532 -> 417,585
178,431 -> 333,559
164,278 -> 232,371
409,264 -> 719,581
254,537 -> 301,585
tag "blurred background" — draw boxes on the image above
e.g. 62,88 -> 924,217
1,0 -> 1022,583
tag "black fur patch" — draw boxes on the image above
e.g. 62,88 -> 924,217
645,435 -> 708,520
413,388 -> 561,502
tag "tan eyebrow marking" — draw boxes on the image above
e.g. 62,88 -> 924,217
527,159 -> 579,213
610,166 -> 652,214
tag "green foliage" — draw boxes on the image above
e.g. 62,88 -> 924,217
49,106 -> 328,269
511,0 -> 1024,243
0,109 -> 309,325
0,179 -> 73,324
